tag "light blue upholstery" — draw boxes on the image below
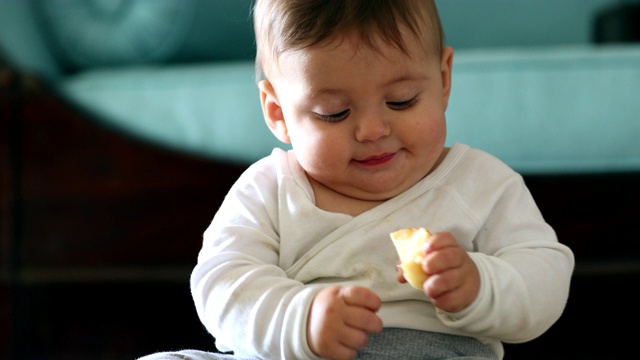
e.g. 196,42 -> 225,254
437,0 -> 617,49
0,0 -> 255,77
59,45 -> 640,173
0,0 -> 61,80
446,45 -> 640,174
60,61 -> 284,164
2,0 -> 638,174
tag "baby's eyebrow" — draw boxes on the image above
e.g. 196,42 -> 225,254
309,74 -> 426,98
381,73 -> 428,88
308,87 -> 345,99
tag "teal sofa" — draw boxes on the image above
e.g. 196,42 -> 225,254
2,0 -> 639,171
1,0 -> 639,359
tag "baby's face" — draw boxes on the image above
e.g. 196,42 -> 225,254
265,30 -> 453,202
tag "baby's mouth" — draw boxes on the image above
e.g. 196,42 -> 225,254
355,152 -> 397,166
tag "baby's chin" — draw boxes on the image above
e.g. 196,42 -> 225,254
337,180 -> 417,203
354,171 -> 431,200
307,162 -> 431,204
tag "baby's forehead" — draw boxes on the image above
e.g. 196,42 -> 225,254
261,23 -> 440,82
265,35 -> 432,85
297,27 -> 436,64
267,34 -> 435,92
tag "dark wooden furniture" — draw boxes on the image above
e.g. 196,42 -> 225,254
2,66 -> 639,359
1,68 -> 247,359
507,173 -> 640,359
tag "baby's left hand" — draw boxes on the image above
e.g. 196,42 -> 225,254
397,232 -> 480,313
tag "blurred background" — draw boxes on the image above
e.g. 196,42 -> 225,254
1,0 -> 639,359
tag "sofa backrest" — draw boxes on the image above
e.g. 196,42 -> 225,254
436,0 -> 620,49
2,0 -> 626,81
0,0 -> 256,80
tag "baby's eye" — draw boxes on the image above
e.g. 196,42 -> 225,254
314,109 -> 350,122
387,97 -> 418,110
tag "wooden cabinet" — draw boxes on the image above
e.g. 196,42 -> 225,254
0,69 -> 247,359
1,67 -> 638,359
0,68 -> 15,360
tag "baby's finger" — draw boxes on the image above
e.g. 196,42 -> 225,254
326,342 -> 358,360
424,269 -> 476,313
343,305 -> 383,334
423,246 -> 465,275
396,262 -> 407,283
340,286 -> 382,312
424,232 -> 458,254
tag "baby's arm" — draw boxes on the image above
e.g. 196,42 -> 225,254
307,286 -> 383,360
395,173 -> 574,342
191,228 -> 319,358
438,176 -> 573,342
190,160 -> 325,358
193,215 -> 381,359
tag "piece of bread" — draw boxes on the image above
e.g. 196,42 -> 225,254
390,227 -> 432,290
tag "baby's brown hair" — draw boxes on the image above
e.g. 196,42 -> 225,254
253,0 -> 445,80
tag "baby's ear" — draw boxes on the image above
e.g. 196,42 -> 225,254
259,80 -> 291,144
440,46 -> 454,110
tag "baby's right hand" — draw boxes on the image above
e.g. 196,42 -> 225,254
307,285 -> 383,359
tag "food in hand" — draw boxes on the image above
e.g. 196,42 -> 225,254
390,227 -> 432,290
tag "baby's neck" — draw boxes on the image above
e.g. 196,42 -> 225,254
307,148 -> 450,217
308,177 -> 385,217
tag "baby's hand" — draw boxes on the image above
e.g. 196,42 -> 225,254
397,232 -> 480,313
307,285 -> 383,360
422,232 -> 480,312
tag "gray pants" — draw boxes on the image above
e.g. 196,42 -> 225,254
138,328 -> 498,359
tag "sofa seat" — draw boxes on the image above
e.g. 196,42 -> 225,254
447,44 -> 640,174
58,61 -> 283,164
57,44 -> 640,174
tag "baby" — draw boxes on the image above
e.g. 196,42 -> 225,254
140,1 -> 574,359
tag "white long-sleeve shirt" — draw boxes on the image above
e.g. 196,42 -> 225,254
191,143 -> 574,359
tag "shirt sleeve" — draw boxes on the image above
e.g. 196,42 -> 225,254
190,154 -> 324,359
435,168 -> 575,343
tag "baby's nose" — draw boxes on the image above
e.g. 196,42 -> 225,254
355,113 -> 391,142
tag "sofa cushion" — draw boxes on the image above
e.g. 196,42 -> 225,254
32,0 -> 256,73
59,45 -> 640,173
59,60 -> 285,164
446,45 -> 640,174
